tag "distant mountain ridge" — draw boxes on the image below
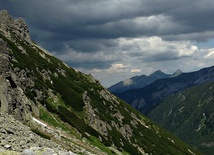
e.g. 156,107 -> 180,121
108,70 -> 182,92
114,66 -> 214,114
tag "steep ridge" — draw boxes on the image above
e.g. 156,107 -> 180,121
114,66 -> 214,114
148,82 -> 214,155
108,70 -> 182,93
0,10 -> 202,155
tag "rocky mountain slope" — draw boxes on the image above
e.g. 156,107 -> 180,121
114,66 -> 214,114
108,70 -> 182,93
148,82 -> 214,155
0,113 -> 75,155
0,10 -> 203,155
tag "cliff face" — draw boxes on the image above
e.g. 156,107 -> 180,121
0,10 -> 33,120
0,38 -> 34,122
0,10 -> 203,155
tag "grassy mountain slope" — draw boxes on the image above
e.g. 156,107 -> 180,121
148,82 -> 214,155
114,66 -> 214,114
0,10 -> 203,154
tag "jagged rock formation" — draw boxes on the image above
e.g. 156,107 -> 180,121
0,10 -> 31,42
0,38 -> 34,122
0,10 -> 203,155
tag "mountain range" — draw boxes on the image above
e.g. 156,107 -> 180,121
108,70 -> 182,93
114,66 -> 214,114
110,63 -> 214,154
0,10 -> 202,155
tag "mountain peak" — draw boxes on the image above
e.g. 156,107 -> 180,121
172,69 -> 183,77
149,70 -> 166,77
152,70 -> 163,74
108,70 -> 170,92
0,10 -> 31,42
0,10 -> 13,24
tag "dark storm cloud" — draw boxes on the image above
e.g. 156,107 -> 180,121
140,51 -> 189,62
128,46 -> 187,62
67,61 -> 114,70
1,0 -> 214,87
2,0 -> 214,42
168,1 -> 214,30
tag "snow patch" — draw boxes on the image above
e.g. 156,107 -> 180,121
168,138 -> 175,144
32,117 -> 47,127
141,122 -> 149,129
123,79 -> 133,86
188,149 -> 195,155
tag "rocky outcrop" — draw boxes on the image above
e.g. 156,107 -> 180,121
0,41 -> 33,121
83,91 -> 111,137
0,10 -> 31,42
84,90 -> 134,140
0,38 -> 9,74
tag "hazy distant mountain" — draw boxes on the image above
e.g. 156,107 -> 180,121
0,10 -> 202,154
114,66 -> 214,114
148,82 -> 214,155
108,70 -> 182,93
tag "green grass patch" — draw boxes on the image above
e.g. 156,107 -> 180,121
88,136 -> 115,155
56,106 -> 101,138
39,107 -> 68,131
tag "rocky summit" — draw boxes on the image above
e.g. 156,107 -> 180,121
0,10 -> 203,155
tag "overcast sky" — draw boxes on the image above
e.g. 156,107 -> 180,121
1,0 -> 214,87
